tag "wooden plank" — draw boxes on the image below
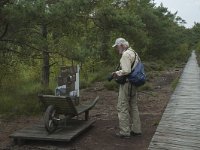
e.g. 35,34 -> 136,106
149,133 -> 200,149
151,136 -> 200,148
149,142 -> 200,150
155,130 -> 200,139
156,125 -> 200,133
10,120 -> 95,142
158,121 -> 200,128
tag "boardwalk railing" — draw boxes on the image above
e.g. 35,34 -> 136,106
148,51 -> 200,150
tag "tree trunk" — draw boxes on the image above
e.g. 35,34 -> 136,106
41,24 -> 50,88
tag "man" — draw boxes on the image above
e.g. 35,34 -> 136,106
112,38 -> 142,138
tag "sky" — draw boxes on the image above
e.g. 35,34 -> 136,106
152,0 -> 200,28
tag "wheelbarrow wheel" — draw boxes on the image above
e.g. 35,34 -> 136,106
44,105 -> 58,133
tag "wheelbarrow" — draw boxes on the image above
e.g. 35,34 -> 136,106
38,95 -> 99,133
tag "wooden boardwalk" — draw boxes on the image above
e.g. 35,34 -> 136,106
148,51 -> 200,150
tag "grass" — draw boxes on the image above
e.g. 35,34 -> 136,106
0,91 -> 42,116
138,82 -> 153,91
0,79 -> 45,116
103,81 -> 119,91
171,75 -> 180,91
80,65 -> 114,89
1,94 -> 41,115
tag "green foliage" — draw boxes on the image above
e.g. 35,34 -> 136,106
190,23 -> 200,48
192,24 -> 200,64
80,57 -> 105,80
195,41 -> 200,65
196,41 -> 200,51
174,43 -> 190,62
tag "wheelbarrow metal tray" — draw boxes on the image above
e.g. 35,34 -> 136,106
38,95 -> 99,115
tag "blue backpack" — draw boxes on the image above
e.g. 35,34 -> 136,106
128,52 -> 146,87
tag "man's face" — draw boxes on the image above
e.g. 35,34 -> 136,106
115,44 -> 124,55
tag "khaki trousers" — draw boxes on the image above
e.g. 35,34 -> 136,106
117,82 -> 141,135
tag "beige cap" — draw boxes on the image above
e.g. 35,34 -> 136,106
112,38 -> 129,47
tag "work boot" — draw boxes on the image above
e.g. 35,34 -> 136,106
115,133 -> 131,139
130,131 -> 142,136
